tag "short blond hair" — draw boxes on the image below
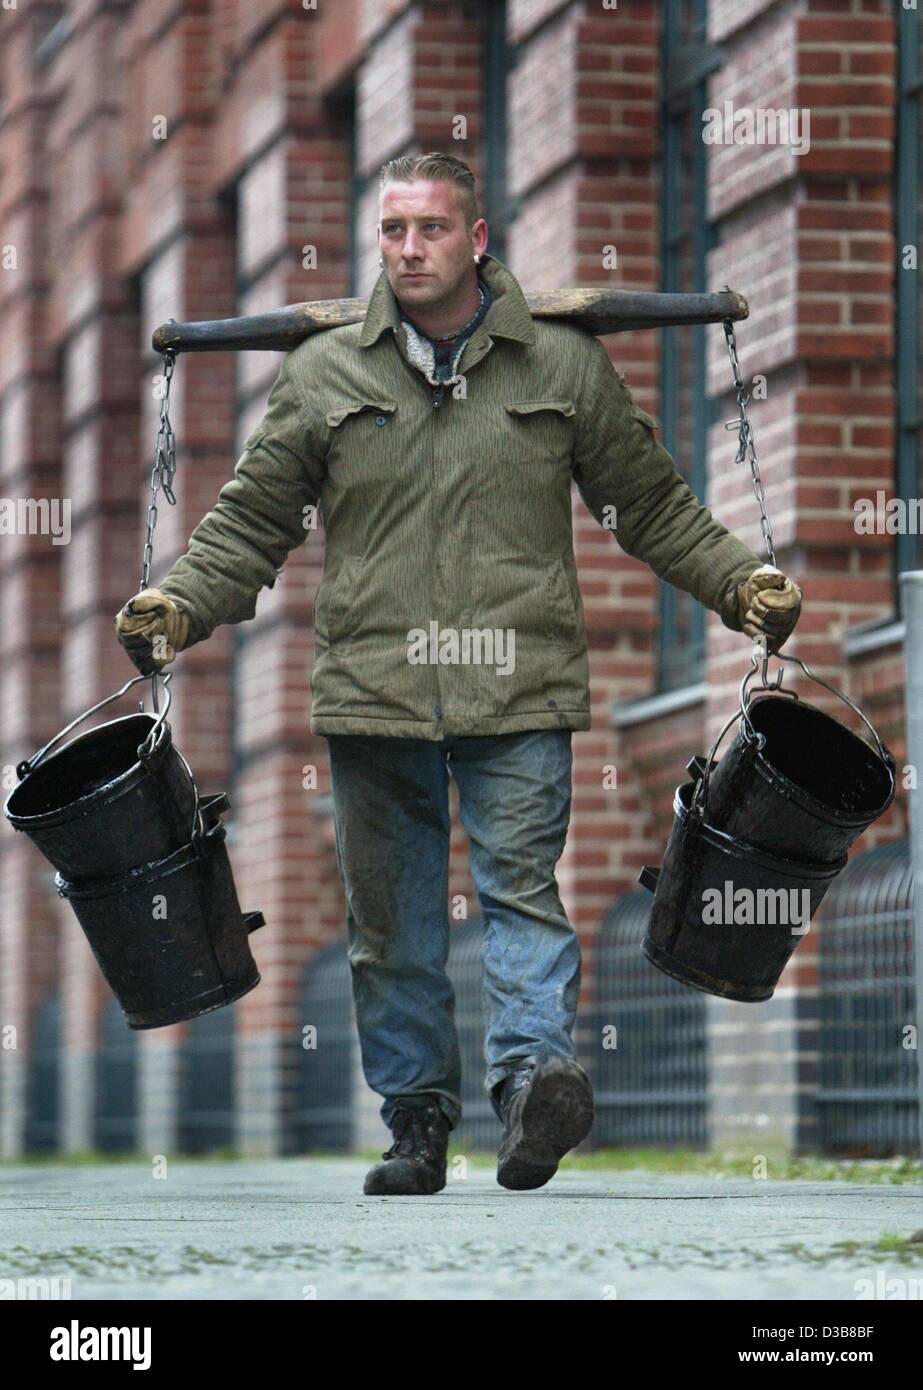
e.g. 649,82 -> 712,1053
378,152 -> 480,232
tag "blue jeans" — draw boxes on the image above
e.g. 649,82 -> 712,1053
326,729 -> 581,1132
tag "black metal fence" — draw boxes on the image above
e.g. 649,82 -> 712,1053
14,841 -> 919,1156
94,995 -> 138,1152
289,917 -> 500,1152
290,942 -> 355,1152
816,839 -> 919,1156
448,916 -> 498,1151
176,1004 -> 235,1153
24,992 -> 60,1152
583,887 -> 708,1148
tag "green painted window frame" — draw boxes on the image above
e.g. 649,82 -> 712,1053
657,0 -> 722,692
482,0 -> 511,263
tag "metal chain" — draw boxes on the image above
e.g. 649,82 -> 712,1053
138,345 -> 178,713
141,348 -> 177,590
721,292 -> 776,569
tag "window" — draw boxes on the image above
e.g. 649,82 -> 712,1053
481,0 -> 512,262
657,0 -> 721,691
895,1 -> 922,596
344,85 -> 360,298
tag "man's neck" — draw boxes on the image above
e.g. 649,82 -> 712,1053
398,274 -> 483,341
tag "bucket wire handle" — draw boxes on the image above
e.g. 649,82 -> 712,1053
739,635 -> 797,741
694,635 -> 895,820
689,703 -> 746,820
693,640 -> 803,817
14,349 -> 206,839
742,637 -> 892,768
170,743 -> 207,844
16,671 -> 174,782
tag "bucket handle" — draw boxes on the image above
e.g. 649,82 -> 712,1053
691,637 -> 895,819
15,670 -> 174,782
160,740 -> 207,846
742,636 -> 893,765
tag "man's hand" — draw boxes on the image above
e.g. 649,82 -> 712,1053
114,587 -> 194,674
736,564 -> 803,654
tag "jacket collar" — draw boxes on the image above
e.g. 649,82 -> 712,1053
359,250 -> 536,349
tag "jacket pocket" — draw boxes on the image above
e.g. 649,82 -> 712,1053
325,399 -> 398,431
505,399 -> 576,421
541,556 -> 583,648
324,554 -> 365,644
501,399 -> 576,468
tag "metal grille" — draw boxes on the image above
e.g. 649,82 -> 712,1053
817,840 -> 919,1156
288,922 -> 495,1152
447,915 -> 496,1150
586,888 -> 708,1148
94,997 -> 138,1153
24,992 -> 60,1153
291,942 -> 354,1152
177,1005 -> 234,1153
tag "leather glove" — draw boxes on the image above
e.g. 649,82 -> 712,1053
114,587 -> 195,675
736,564 -> 803,654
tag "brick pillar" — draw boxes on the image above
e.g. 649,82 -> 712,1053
213,5 -> 356,1154
703,0 -> 898,1150
0,4 -> 68,1156
117,0 -> 238,1148
35,2 -> 163,1150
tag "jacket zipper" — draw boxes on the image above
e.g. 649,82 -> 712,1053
430,380 -> 444,722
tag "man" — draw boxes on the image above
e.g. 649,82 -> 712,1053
116,152 -> 802,1196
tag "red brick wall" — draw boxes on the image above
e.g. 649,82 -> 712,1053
0,0 -> 910,1154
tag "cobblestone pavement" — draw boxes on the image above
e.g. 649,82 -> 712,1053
0,1159 -> 920,1300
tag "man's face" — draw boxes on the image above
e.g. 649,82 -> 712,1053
378,178 -> 487,310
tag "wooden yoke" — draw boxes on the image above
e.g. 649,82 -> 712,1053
151,287 -> 748,353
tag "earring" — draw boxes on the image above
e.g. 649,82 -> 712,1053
379,257 -> 384,267
474,254 -> 481,264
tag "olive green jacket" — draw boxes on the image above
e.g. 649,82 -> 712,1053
159,252 -> 763,740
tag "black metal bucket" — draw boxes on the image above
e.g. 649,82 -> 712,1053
4,672 -> 201,880
638,641 -> 897,1002
640,780 -> 846,1002
54,793 -> 265,1029
692,693 -> 895,863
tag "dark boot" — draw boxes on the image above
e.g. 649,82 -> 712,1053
496,1056 -> 594,1191
363,1102 -> 451,1195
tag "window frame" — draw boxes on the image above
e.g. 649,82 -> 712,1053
656,0 -> 723,692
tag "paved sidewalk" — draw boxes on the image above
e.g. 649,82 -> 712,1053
0,1159 -> 920,1300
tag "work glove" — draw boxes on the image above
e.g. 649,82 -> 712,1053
736,564 -> 803,654
114,587 -> 195,675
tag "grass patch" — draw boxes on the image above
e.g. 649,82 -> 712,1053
551,1146 -> 923,1184
2,1145 -> 920,1185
